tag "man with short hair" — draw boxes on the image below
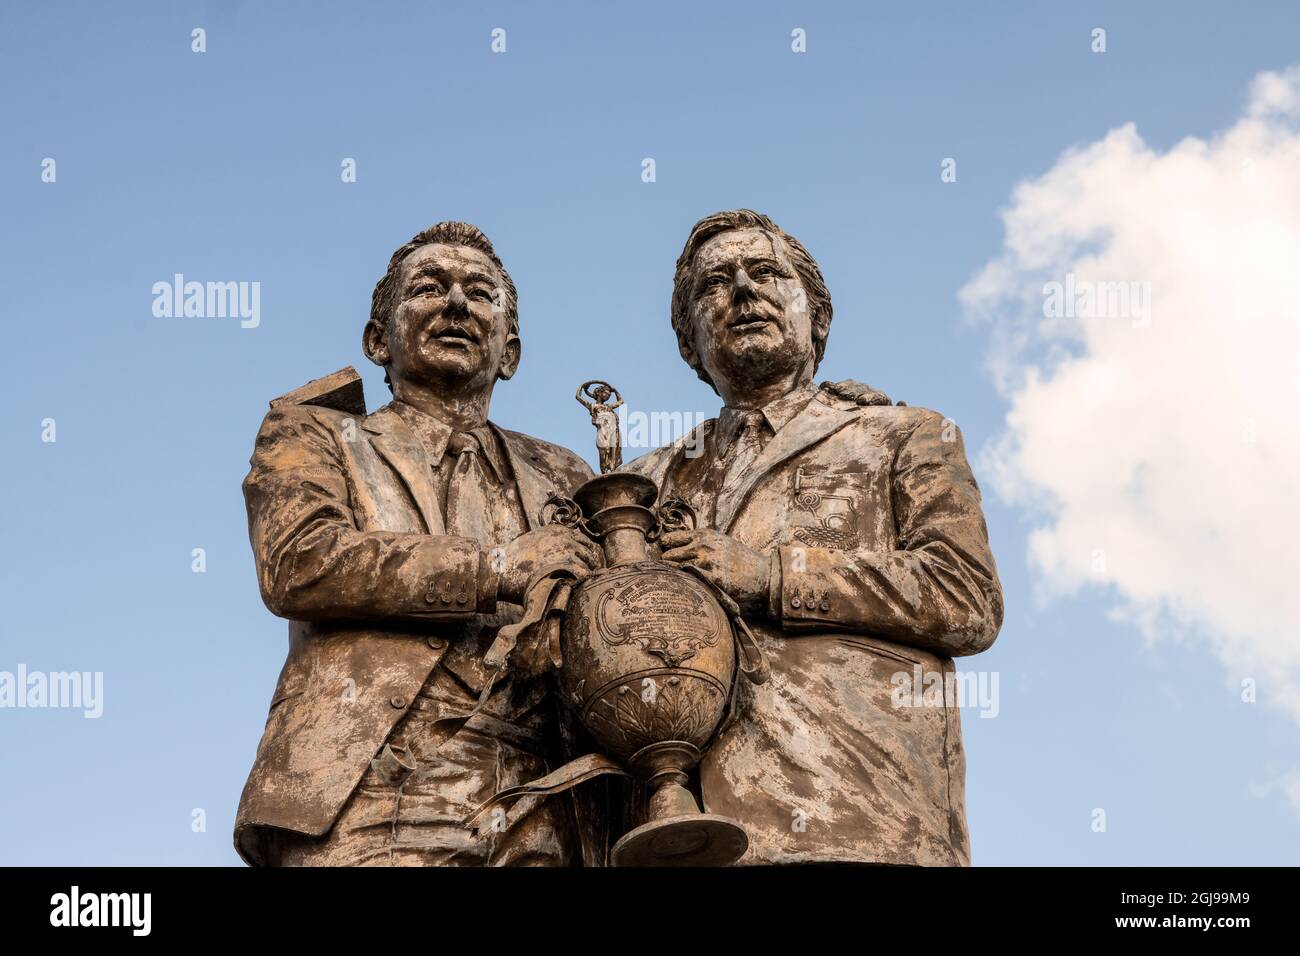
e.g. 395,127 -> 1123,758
624,209 -> 1004,865
234,221 -> 601,866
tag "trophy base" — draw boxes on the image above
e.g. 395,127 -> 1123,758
611,813 -> 748,867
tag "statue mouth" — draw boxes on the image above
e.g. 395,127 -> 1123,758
727,311 -> 776,333
427,324 -> 478,347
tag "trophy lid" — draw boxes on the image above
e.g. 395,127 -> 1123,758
573,473 -> 657,515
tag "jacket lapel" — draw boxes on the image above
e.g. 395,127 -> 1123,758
715,395 -> 859,533
494,426 -> 551,530
363,406 -> 444,534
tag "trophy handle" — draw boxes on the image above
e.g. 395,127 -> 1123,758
541,492 -> 599,539
648,493 -> 697,541
675,563 -> 770,687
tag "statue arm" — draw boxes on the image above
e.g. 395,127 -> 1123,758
770,413 -> 1003,657
575,386 -> 593,410
243,405 -> 488,624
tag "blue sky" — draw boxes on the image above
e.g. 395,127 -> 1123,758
2,1 -> 1297,865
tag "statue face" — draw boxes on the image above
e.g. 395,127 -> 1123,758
686,227 -> 813,396
378,242 -> 519,392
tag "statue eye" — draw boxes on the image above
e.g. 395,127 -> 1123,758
470,287 -> 494,301
413,283 -> 444,297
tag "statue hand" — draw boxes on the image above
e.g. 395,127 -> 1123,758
498,527 -> 602,603
659,529 -> 768,613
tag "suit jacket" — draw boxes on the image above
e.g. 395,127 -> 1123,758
234,398 -> 593,865
623,381 -> 1003,865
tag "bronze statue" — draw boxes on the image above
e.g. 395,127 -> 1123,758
621,210 -> 1004,865
575,380 -> 624,474
235,211 -> 1003,868
233,222 -> 603,866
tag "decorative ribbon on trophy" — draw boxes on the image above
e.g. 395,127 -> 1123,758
467,380 -> 769,867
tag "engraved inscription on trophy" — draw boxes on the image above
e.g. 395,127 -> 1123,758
595,572 -> 720,667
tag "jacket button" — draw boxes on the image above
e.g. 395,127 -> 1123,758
426,636 -> 446,651
441,592 -> 453,604
455,592 -> 468,604
819,600 -> 830,611
390,696 -> 407,709
424,591 -> 438,604
790,596 -> 801,609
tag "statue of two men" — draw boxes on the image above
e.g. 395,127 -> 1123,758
233,211 -> 1003,867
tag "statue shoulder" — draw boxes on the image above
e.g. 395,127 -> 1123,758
815,380 -> 959,438
267,366 -> 367,415
817,379 -> 893,408
249,368 -> 373,456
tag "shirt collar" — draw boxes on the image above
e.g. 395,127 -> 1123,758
715,382 -> 818,457
390,401 -> 506,482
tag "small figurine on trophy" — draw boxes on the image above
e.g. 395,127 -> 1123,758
575,380 -> 624,474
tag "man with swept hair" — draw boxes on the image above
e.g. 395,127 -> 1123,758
624,209 -> 1004,865
234,221 -> 603,866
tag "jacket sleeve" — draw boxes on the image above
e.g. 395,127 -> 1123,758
768,411 -> 1003,657
243,405 -> 493,623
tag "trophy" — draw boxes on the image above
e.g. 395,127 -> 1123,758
537,381 -> 768,866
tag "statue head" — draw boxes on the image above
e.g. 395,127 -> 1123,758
364,221 -> 520,398
591,384 -> 613,404
671,209 -> 832,402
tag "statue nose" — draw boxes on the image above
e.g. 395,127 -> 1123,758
446,283 -> 469,312
732,268 -> 758,296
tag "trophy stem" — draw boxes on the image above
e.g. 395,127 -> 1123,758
610,741 -> 749,867
645,771 -> 700,820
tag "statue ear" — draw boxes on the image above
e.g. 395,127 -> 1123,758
362,319 -> 389,367
497,332 -> 521,381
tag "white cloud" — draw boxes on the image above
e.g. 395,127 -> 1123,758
961,66 -> 1300,727
1250,766 -> 1300,820
1249,63 -> 1300,119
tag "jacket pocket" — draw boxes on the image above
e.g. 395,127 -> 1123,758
788,465 -> 870,551
836,634 -> 924,669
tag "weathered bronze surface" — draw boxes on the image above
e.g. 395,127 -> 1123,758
234,222 -> 603,866
622,210 -> 1004,865
236,211 -> 1003,867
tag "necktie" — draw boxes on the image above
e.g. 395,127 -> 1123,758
721,410 -> 767,493
444,431 -> 493,547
